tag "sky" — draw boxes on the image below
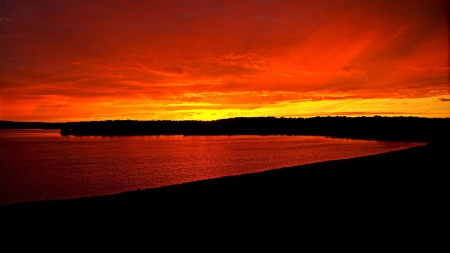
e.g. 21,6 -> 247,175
1,0 -> 449,122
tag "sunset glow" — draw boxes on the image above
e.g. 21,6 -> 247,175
1,0 -> 449,121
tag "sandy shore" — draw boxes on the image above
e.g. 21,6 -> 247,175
1,142 -> 447,250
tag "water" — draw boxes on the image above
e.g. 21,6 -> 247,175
0,129 -> 424,206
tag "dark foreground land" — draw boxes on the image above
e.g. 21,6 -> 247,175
1,141 -> 447,250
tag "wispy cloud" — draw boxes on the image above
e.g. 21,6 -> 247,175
1,0 -> 449,120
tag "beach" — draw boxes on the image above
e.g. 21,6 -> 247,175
1,142 -> 446,250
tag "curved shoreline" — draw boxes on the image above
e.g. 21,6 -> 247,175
1,142 -> 447,249
0,140 -> 425,208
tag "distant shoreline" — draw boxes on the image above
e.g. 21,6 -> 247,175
2,116 -> 449,142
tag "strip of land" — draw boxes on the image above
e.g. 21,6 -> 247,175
3,116 -> 449,143
58,117 -> 450,143
1,141 -> 447,250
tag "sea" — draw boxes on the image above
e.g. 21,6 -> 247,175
0,129 -> 424,206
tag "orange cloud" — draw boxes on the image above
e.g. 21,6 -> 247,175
1,0 -> 449,121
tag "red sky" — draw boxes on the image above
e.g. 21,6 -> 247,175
1,0 -> 449,121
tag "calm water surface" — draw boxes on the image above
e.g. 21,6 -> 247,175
0,129 -> 424,206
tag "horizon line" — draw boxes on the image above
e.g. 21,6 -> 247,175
1,115 -> 449,124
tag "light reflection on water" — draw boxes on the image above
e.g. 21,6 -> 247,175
0,129 -> 424,206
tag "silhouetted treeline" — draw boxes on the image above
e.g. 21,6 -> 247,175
59,116 -> 450,143
0,121 -> 64,129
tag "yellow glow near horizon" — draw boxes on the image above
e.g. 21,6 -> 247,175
1,0 -> 449,121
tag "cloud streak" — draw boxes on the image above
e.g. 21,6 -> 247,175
1,0 -> 449,121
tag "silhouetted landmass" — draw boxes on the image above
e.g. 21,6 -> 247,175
59,116 -> 450,143
0,120 -> 64,129
1,116 -> 448,249
0,142 -> 446,250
